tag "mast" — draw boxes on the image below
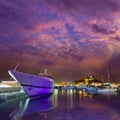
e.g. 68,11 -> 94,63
107,67 -> 110,83
101,75 -> 104,83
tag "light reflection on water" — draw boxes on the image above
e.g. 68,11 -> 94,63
0,89 -> 120,120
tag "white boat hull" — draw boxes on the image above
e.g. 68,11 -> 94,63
97,88 -> 117,93
8,70 -> 54,97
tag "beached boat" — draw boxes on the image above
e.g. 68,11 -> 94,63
8,69 -> 55,97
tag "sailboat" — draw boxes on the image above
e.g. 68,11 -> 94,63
8,67 -> 55,97
97,68 -> 117,93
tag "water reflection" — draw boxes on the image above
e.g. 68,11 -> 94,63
10,96 -> 53,120
51,89 -> 120,120
0,94 -> 54,120
0,90 -> 120,120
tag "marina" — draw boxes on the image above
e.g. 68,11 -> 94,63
55,75 -> 120,95
0,73 -> 120,100
0,71 -> 120,120
0,89 -> 120,120
1,0 -> 120,120
0,70 -> 120,120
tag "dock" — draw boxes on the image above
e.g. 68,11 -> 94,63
0,90 -> 25,101
0,87 -> 22,93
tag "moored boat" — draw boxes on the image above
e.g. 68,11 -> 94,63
75,85 -> 97,94
97,87 -> 117,93
8,69 -> 55,97
97,83 -> 117,93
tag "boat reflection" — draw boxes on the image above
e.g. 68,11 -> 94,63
10,96 -> 53,119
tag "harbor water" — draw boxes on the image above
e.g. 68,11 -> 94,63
0,89 -> 120,120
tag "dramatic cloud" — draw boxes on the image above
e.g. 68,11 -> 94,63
0,0 -> 120,81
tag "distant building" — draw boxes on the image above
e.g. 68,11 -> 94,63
74,75 -> 102,87
1,81 -> 20,87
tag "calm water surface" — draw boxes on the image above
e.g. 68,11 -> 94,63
0,89 -> 120,120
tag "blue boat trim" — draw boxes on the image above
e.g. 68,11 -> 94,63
21,84 -> 54,89
29,93 -> 53,98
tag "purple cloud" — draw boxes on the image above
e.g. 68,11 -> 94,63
0,0 -> 120,81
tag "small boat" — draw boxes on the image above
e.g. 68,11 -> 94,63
97,83 -> 117,93
97,88 -> 117,93
60,86 -> 74,90
8,69 -> 55,97
97,68 -> 118,94
75,85 -> 97,94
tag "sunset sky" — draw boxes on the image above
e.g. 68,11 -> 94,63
0,0 -> 120,82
